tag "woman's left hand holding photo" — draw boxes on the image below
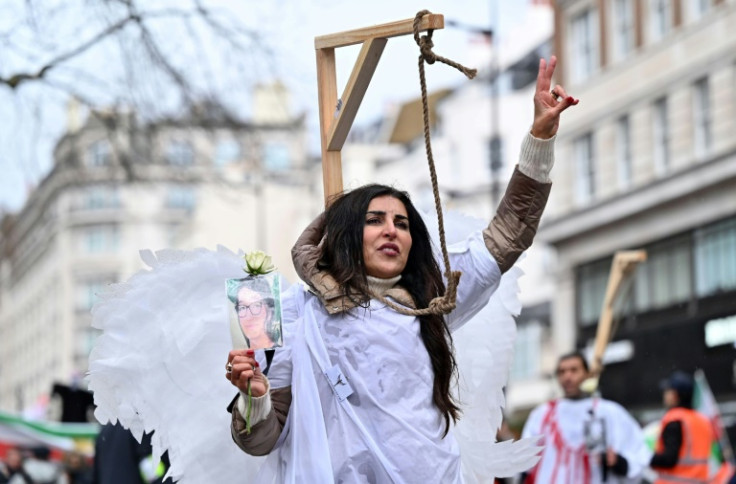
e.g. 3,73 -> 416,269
226,349 -> 267,397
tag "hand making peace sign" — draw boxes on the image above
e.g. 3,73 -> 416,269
531,56 -> 579,140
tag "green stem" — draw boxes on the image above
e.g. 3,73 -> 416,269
245,380 -> 252,434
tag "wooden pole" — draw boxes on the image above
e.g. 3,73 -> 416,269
589,250 -> 647,377
314,13 -> 444,205
315,47 -> 342,205
327,38 -> 387,152
315,14 -> 444,49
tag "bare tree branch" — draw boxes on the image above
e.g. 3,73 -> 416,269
1,0 -> 279,198
0,6 -> 208,90
1,14 -> 138,89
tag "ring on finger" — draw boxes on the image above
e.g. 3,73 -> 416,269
251,364 -> 256,372
226,362 -> 233,373
550,89 -> 561,101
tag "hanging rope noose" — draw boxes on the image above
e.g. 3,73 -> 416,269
373,10 -> 477,317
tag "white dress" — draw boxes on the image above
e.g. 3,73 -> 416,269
521,397 -> 653,484
255,230 -> 534,483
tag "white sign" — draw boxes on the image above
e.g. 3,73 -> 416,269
705,315 -> 736,348
584,340 -> 634,365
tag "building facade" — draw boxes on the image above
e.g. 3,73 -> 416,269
542,0 -> 736,430
0,85 -> 321,414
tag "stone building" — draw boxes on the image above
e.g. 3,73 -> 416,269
542,0 -> 736,429
0,84 -> 320,413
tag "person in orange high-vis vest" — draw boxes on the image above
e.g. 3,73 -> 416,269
651,371 -> 734,484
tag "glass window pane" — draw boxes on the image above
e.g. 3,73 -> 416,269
166,140 -> 194,166
82,225 -> 119,253
263,142 -> 290,171
88,140 -> 111,167
166,186 -> 196,211
215,140 -> 240,166
577,258 -> 611,325
693,77 -> 711,159
614,0 -> 634,58
617,116 -> 632,188
695,217 -> 736,296
571,9 -> 598,82
653,97 -> 669,174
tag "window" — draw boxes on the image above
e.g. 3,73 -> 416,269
262,142 -> 290,171
612,0 -> 634,60
166,140 -> 194,166
695,217 -> 736,296
76,328 -> 102,358
571,9 -> 599,82
635,236 -> 692,311
84,186 -> 119,210
215,139 -> 240,166
166,186 -> 196,211
649,0 -> 672,42
693,77 -> 711,159
616,115 -> 632,189
83,225 -> 118,253
689,0 -> 711,21
88,140 -> 111,167
577,258 -> 612,326
575,133 -> 595,204
488,136 -> 504,175
653,97 -> 670,174
76,280 -> 113,311
511,322 -> 542,380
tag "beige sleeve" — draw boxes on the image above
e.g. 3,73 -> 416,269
518,131 -> 556,183
230,386 -> 293,456
290,212 -> 326,287
483,166 -> 552,273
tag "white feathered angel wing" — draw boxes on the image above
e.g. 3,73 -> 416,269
88,246 -> 267,483
425,210 -> 542,482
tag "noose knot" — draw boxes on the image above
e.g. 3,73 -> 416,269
413,10 -> 437,65
426,270 -> 462,314
413,10 -> 477,79
419,34 -> 436,64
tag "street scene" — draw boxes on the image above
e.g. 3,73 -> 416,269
1,0 -> 736,482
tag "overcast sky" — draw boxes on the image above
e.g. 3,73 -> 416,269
0,0 -> 530,211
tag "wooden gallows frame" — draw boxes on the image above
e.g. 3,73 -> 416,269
314,12 -> 444,204
582,250 -> 647,394
314,11 -> 477,317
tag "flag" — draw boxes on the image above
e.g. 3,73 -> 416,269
693,369 -> 734,464
0,410 -> 98,456
693,369 -> 736,483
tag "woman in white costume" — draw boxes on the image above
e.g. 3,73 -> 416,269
225,56 -> 578,483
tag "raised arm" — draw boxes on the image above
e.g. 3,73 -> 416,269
484,55 -> 577,272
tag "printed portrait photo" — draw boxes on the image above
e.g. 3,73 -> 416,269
226,273 -> 283,351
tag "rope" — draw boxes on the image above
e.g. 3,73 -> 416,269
372,10 -> 477,317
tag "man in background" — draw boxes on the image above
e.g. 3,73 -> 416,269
520,351 -> 651,483
0,448 -> 25,483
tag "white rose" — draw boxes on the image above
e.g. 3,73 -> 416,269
243,250 -> 275,275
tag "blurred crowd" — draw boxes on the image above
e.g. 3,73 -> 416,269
0,423 -> 171,484
2,361 -> 734,483
0,446 -> 91,484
